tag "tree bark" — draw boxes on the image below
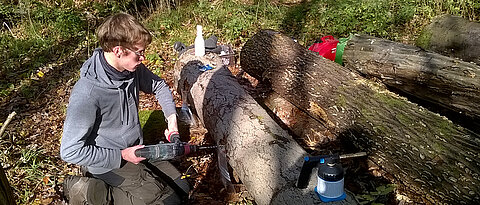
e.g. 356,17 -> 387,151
0,166 -> 14,205
416,15 -> 480,65
256,91 -> 340,150
342,34 -> 480,130
240,30 -> 480,204
174,49 -> 358,205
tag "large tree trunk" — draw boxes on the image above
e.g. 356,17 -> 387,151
342,34 -> 480,130
416,15 -> 480,65
173,49 -> 358,205
240,30 -> 480,204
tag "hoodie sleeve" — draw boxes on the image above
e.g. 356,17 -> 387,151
137,65 -> 176,118
60,87 -> 122,170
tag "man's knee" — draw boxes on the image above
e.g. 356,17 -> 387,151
63,175 -> 111,205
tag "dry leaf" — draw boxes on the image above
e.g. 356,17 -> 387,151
42,176 -> 49,184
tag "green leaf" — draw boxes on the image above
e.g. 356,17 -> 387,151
357,194 -> 375,201
376,184 -> 396,195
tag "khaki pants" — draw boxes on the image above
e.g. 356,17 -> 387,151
65,161 -> 189,205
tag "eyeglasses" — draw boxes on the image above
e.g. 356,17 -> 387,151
125,47 -> 145,57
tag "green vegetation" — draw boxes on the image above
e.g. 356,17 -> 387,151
356,184 -> 396,204
0,0 -> 140,100
0,0 -> 478,204
145,0 -> 479,47
13,147 -> 57,204
1,0 -> 478,101
415,29 -> 432,49
1,1 -> 82,98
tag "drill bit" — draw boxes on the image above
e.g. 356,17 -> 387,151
197,145 -> 223,150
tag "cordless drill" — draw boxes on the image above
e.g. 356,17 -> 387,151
134,133 -> 219,161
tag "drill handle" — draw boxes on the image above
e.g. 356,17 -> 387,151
135,147 -> 152,158
133,143 -> 178,161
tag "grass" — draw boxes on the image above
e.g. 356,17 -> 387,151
1,1 -> 85,100
0,0 -> 478,204
145,0 -> 479,48
9,147 -> 54,204
139,110 -> 168,144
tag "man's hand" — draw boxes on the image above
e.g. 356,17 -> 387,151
166,114 -> 178,132
165,114 -> 180,143
121,145 -> 146,164
165,130 -> 180,143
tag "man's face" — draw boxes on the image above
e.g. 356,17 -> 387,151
119,45 -> 146,72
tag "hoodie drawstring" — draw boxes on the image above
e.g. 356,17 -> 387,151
118,88 -> 124,125
118,83 -> 129,125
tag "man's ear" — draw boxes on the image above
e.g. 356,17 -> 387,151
112,46 -> 123,58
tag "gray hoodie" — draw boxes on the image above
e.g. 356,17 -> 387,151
60,48 -> 176,174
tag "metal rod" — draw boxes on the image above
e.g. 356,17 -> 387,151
339,152 -> 367,159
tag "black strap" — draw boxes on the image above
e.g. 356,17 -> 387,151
141,161 -> 189,199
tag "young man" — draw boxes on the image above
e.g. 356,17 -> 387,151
60,13 -> 188,204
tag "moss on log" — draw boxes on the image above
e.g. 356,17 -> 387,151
343,34 -> 480,130
240,30 -> 480,204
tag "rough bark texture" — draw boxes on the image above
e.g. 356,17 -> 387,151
174,49 -> 358,205
240,30 -> 480,204
416,15 -> 480,65
258,91 -> 339,149
343,34 -> 480,129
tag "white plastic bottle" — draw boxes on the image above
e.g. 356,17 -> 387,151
195,25 -> 205,57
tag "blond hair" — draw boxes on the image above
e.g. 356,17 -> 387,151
97,13 -> 152,51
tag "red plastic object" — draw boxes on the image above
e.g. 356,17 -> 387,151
308,36 -> 339,61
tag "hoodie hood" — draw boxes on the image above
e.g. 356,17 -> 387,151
80,48 -> 133,89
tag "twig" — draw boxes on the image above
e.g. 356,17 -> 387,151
3,22 -> 16,38
0,111 -> 17,140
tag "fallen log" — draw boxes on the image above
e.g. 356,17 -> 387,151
416,15 -> 480,65
342,34 -> 480,130
173,49 -> 358,205
240,30 -> 480,204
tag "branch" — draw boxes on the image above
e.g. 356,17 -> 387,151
0,111 -> 17,139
